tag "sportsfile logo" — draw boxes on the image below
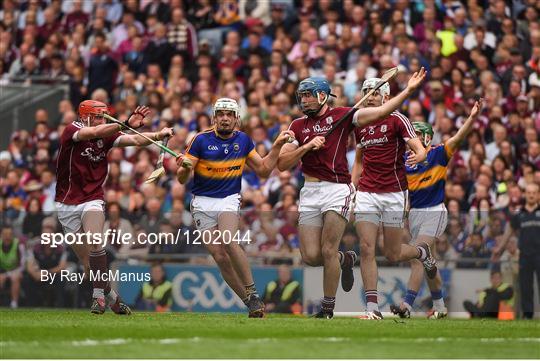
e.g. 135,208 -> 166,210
40,230 -> 251,247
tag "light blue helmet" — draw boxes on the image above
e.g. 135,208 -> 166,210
296,77 -> 336,116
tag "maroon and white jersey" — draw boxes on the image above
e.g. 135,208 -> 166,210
289,107 -> 354,183
354,111 -> 416,193
55,122 -> 121,205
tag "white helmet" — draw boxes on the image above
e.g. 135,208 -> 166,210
213,98 -> 240,119
361,78 -> 390,97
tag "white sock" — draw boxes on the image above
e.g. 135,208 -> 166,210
403,302 -> 412,311
417,246 -> 427,261
93,288 -> 105,299
367,302 -> 379,312
106,289 -> 118,304
433,298 -> 445,310
10,300 -> 18,308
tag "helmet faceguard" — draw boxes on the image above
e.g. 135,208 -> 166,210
412,121 -> 434,148
296,77 -> 336,117
361,78 -> 390,105
213,98 -> 240,119
212,98 -> 240,136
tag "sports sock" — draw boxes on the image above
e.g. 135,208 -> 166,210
403,289 -> 417,311
416,246 -> 427,261
105,288 -> 118,305
245,283 -> 259,298
89,249 -> 108,299
365,290 -> 379,312
321,296 -> 335,312
431,289 -> 445,310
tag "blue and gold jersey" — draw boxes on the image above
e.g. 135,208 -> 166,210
405,144 -> 455,209
185,129 -> 256,198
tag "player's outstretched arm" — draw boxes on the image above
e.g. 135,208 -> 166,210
277,136 -> 325,171
76,123 -> 124,141
353,67 -> 426,127
249,131 -> 294,177
446,98 -> 483,153
176,154 -> 196,184
115,128 -> 173,147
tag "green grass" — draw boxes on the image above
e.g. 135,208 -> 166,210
0,310 -> 539,359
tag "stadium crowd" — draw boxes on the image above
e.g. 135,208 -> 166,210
0,0 -> 539,308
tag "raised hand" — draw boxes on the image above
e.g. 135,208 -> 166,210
468,98 -> 484,120
127,105 -> 151,128
406,67 -> 427,94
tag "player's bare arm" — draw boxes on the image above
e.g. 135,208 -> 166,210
76,105 -> 151,141
446,99 -> 484,152
353,67 -> 426,127
277,136 -> 325,171
247,130 -> 294,177
351,147 -> 363,186
115,127 -> 174,147
405,137 -> 428,166
75,123 -> 125,141
176,154 -> 196,184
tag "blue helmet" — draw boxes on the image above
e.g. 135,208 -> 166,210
296,77 -> 336,116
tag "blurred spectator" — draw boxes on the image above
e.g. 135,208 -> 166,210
263,264 -> 301,314
62,0 -> 89,33
145,22 -> 175,75
103,202 -> 134,254
88,32 -> 118,98
434,234 -> 459,269
493,183 -> 540,319
167,8 -> 197,60
2,170 -> 26,222
458,232 -> 490,269
139,197 -> 162,234
22,195 -> 44,239
463,269 -> 513,318
143,0 -> 171,24
0,225 -> 25,308
25,218 -> 67,307
136,263 -> 172,312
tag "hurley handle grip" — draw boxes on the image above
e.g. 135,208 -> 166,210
155,136 -> 169,168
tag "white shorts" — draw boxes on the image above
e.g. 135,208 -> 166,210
298,181 -> 355,227
354,190 -> 408,227
409,203 -> 448,241
190,194 -> 241,231
55,200 -> 105,234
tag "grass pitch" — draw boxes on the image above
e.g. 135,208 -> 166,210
0,310 -> 538,359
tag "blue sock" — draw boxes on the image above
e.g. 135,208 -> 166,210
431,289 -> 443,300
404,289 -> 417,309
